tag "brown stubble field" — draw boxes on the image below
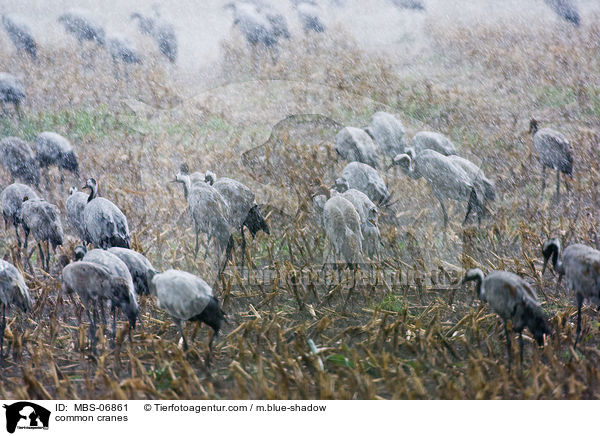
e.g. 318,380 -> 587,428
1,11 -> 600,399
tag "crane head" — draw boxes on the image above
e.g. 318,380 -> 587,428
205,170 -> 217,185
542,238 -> 560,275
529,118 -> 538,135
389,153 -> 412,172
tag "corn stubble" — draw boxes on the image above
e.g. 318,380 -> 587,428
1,16 -> 600,399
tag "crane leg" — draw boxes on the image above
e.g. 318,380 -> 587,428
574,293 -> 584,350
175,319 -> 188,351
45,241 -> 50,272
519,331 -> 524,370
23,227 -> 29,250
0,304 -> 5,367
463,191 -> 474,225
555,169 -> 560,201
194,231 -> 199,260
37,243 -> 45,272
438,198 -> 448,229
100,303 -> 107,328
240,225 -> 247,274
13,224 -> 21,249
111,304 -> 117,348
204,235 -> 211,261
86,303 -> 96,354
504,322 -> 512,372
541,166 -> 546,196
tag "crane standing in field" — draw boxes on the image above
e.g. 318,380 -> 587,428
390,148 -> 483,228
34,132 -> 79,186
83,249 -> 138,345
173,172 -> 234,275
463,268 -> 550,371
0,260 -> 32,366
0,72 -> 25,117
82,178 -> 131,249
61,261 -> 137,354
530,118 -> 573,201
2,14 -> 37,60
204,170 -> 270,271
66,187 -> 88,246
58,10 -> 105,46
21,198 -> 64,272
224,1 -> 282,64
149,269 -> 226,358
0,137 -> 40,187
334,179 -> 380,260
293,0 -> 326,34
130,11 -> 178,63
1,183 -> 38,248
544,0 -> 580,26
313,185 -> 363,306
542,238 -> 600,349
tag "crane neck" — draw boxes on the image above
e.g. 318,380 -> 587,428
87,184 -> 97,202
552,244 -> 564,275
464,269 -> 485,301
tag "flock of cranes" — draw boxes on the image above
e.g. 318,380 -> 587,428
0,0 -> 592,372
0,0 -> 582,73
1,8 -> 177,67
0,102 -> 583,369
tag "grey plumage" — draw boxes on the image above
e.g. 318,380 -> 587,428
108,247 -> 156,296
389,0 -> 425,11
335,126 -> 379,169
363,111 -> 408,160
391,148 -> 483,228
21,198 -> 64,271
106,34 -> 142,65
58,10 -> 105,46
340,161 -> 390,206
294,0 -> 326,33
530,118 -> 573,200
1,183 -> 38,248
82,249 -> 138,346
447,155 -> 496,203
225,2 -> 279,49
174,172 -> 233,274
542,238 -> 599,349
463,268 -> 550,371
66,187 -> 88,244
0,259 -> 32,366
544,0 -> 580,26
82,178 -> 131,249
315,186 -> 363,267
334,180 -> 380,259
0,73 -> 25,116
411,131 -> 457,156
61,261 -> 137,353
2,14 -> 37,60
0,137 -> 40,188
131,12 -> 178,63
149,269 -> 226,351
34,132 -> 79,184
204,170 -> 270,270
